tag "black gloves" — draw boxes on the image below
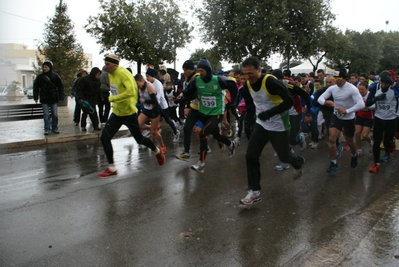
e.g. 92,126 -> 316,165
373,94 -> 386,102
258,111 -> 270,121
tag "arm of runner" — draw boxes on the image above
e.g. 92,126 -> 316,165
345,87 -> 365,114
263,77 -> 294,117
317,87 -> 333,107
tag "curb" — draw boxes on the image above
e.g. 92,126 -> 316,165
0,129 -> 129,150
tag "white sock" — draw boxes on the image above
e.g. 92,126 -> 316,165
109,166 -> 116,172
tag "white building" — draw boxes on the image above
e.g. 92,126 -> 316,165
0,43 -> 92,89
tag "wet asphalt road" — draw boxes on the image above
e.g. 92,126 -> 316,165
1,127 -> 399,267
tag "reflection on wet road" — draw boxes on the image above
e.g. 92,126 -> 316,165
1,130 -> 399,266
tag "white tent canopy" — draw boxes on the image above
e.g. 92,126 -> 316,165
288,57 -> 334,75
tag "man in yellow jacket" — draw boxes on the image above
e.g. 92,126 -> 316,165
97,54 -> 164,178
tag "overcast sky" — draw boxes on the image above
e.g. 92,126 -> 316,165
1,0 -> 398,71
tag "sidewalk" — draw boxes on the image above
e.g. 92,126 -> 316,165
0,98 -> 128,150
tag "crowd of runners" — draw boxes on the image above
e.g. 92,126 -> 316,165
95,54 -> 399,207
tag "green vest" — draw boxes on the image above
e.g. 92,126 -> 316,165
196,75 -> 225,115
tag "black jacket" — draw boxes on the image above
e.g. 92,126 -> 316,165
75,67 -> 102,105
33,70 -> 64,104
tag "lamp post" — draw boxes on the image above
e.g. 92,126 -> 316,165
386,21 -> 389,32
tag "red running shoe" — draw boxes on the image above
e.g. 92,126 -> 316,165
155,146 -> 165,166
368,164 -> 380,173
97,168 -> 117,178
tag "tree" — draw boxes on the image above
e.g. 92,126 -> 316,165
379,31 -> 399,71
189,48 -> 223,73
196,0 -> 334,67
277,0 -> 335,69
197,0 -> 282,64
304,26 -> 348,72
333,30 -> 383,74
86,0 -> 193,74
35,0 -> 87,94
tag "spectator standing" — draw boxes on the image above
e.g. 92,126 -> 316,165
71,69 -> 88,126
33,60 -> 64,135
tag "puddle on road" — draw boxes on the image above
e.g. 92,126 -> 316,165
301,182 -> 399,266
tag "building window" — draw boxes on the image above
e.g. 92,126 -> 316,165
22,74 -> 27,88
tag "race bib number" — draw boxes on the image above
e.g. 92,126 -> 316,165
333,110 -> 346,118
378,103 -> 391,110
201,96 -> 216,108
110,84 -> 118,95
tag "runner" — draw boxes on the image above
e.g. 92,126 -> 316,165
239,57 -> 305,206
354,81 -> 374,156
317,67 -> 364,174
175,60 -> 200,161
178,58 -> 238,173
366,73 -> 398,172
98,55 -> 164,178
136,74 -> 166,153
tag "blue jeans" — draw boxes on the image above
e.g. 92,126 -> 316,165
42,103 -> 58,131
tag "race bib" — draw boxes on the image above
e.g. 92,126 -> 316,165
333,110 -> 346,118
201,96 -> 216,108
377,103 -> 391,110
110,84 -> 118,95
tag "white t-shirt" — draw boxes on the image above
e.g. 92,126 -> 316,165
317,81 -> 364,120
151,78 -> 168,110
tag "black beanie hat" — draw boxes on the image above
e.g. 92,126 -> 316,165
271,69 -> 284,80
379,73 -> 394,85
283,69 -> 291,77
42,60 -> 53,70
333,67 -> 347,78
182,60 -> 195,70
146,68 -> 157,77
104,54 -> 120,65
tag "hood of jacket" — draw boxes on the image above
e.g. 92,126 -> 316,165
89,67 -> 102,79
197,58 -> 213,83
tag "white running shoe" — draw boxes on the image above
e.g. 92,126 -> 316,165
228,141 -> 236,158
274,162 -> 290,171
191,160 -> 205,173
240,190 -> 262,205
173,130 -> 180,143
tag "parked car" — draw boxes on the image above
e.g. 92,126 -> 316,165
27,87 -> 34,99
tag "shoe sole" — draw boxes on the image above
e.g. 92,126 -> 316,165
97,172 -> 117,178
274,166 -> 289,171
190,166 -> 204,173
175,155 -> 190,161
239,197 -> 262,206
